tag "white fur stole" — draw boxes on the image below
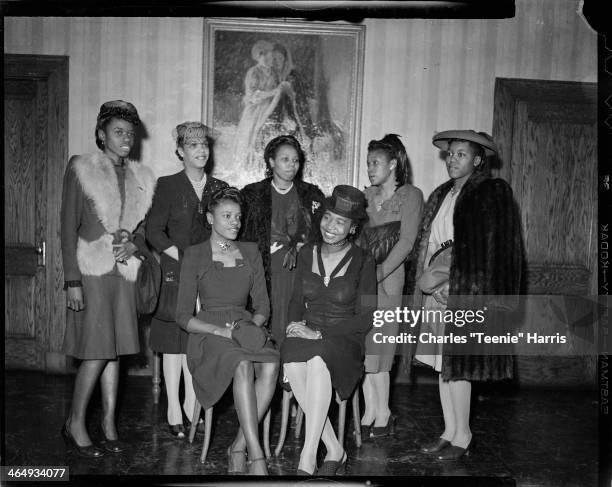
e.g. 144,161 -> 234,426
73,153 -> 156,281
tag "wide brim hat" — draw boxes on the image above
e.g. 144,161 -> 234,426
323,184 -> 368,222
432,130 -> 497,157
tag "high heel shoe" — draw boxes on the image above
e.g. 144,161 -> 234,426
227,446 -> 247,474
420,437 -> 451,454
247,457 -> 268,475
360,422 -> 373,441
100,428 -> 127,454
315,451 -> 347,476
370,415 -> 396,438
168,424 -> 185,438
436,440 -> 472,460
61,424 -> 105,458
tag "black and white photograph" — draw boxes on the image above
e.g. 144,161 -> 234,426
2,1 -> 608,486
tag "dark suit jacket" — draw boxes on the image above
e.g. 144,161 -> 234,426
146,170 -> 228,255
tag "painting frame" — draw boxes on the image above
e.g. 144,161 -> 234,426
202,17 -> 365,195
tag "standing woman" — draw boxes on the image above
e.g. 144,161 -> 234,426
240,135 -> 325,348
361,134 -> 423,439
146,122 -> 228,437
61,101 -> 156,457
414,130 -> 522,459
281,185 -> 376,475
176,187 -> 279,475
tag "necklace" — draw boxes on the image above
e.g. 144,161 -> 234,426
328,238 -> 348,248
450,185 -> 460,196
271,180 -> 294,194
215,240 -> 232,251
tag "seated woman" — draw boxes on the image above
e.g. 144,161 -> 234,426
175,187 -> 279,475
280,185 -> 377,475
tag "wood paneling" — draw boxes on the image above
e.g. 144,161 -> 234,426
4,55 -> 68,371
492,78 -> 597,389
4,96 -> 36,243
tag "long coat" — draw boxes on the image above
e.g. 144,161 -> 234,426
412,170 -> 523,381
239,177 -> 325,294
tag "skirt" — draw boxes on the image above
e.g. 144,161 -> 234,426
186,307 -> 279,410
281,334 -> 364,401
269,247 -> 298,348
364,269 -> 404,373
150,318 -> 189,354
63,272 -> 139,360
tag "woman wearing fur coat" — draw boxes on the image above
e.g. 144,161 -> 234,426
60,101 -> 156,457
413,130 -> 523,460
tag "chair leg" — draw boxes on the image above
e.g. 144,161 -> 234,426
352,390 -> 362,447
294,405 -> 304,439
275,389 -> 292,456
263,408 -> 271,459
337,398 -> 347,446
152,353 -> 161,405
189,400 -> 202,443
200,407 -> 213,464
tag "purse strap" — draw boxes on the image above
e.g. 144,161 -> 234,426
428,239 -> 453,267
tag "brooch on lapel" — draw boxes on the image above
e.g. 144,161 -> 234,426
311,201 -> 320,214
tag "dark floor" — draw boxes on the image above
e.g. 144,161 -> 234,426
3,370 -> 598,486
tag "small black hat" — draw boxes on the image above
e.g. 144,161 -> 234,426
323,185 -> 367,222
96,100 -> 140,127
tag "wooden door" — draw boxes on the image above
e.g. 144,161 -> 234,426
492,78 -> 597,388
4,55 -> 68,372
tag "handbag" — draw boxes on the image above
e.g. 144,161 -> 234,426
356,220 -> 401,265
416,241 -> 453,294
231,319 -> 268,352
135,248 -> 161,315
155,253 -> 181,322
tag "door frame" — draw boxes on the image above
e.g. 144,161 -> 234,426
492,77 -> 598,388
4,54 -> 69,372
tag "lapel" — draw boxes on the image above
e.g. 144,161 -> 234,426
178,170 -> 201,207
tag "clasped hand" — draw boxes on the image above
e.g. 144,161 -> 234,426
432,282 -> 449,306
286,321 -> 319,340
113,241 -> 137,263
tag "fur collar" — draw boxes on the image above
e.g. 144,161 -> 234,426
73,152 -> 156,232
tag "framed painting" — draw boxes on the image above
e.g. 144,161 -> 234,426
202,18 -> 365,196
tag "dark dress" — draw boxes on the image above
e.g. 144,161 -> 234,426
280,243 -> 377,400
146,171 -> 228,354
240,178 -> 325,346
176,241 -> 279,410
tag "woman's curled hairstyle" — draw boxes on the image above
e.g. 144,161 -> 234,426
367,133 -> 412,186
207,186 -> 243,213
263,134 -> 305,179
